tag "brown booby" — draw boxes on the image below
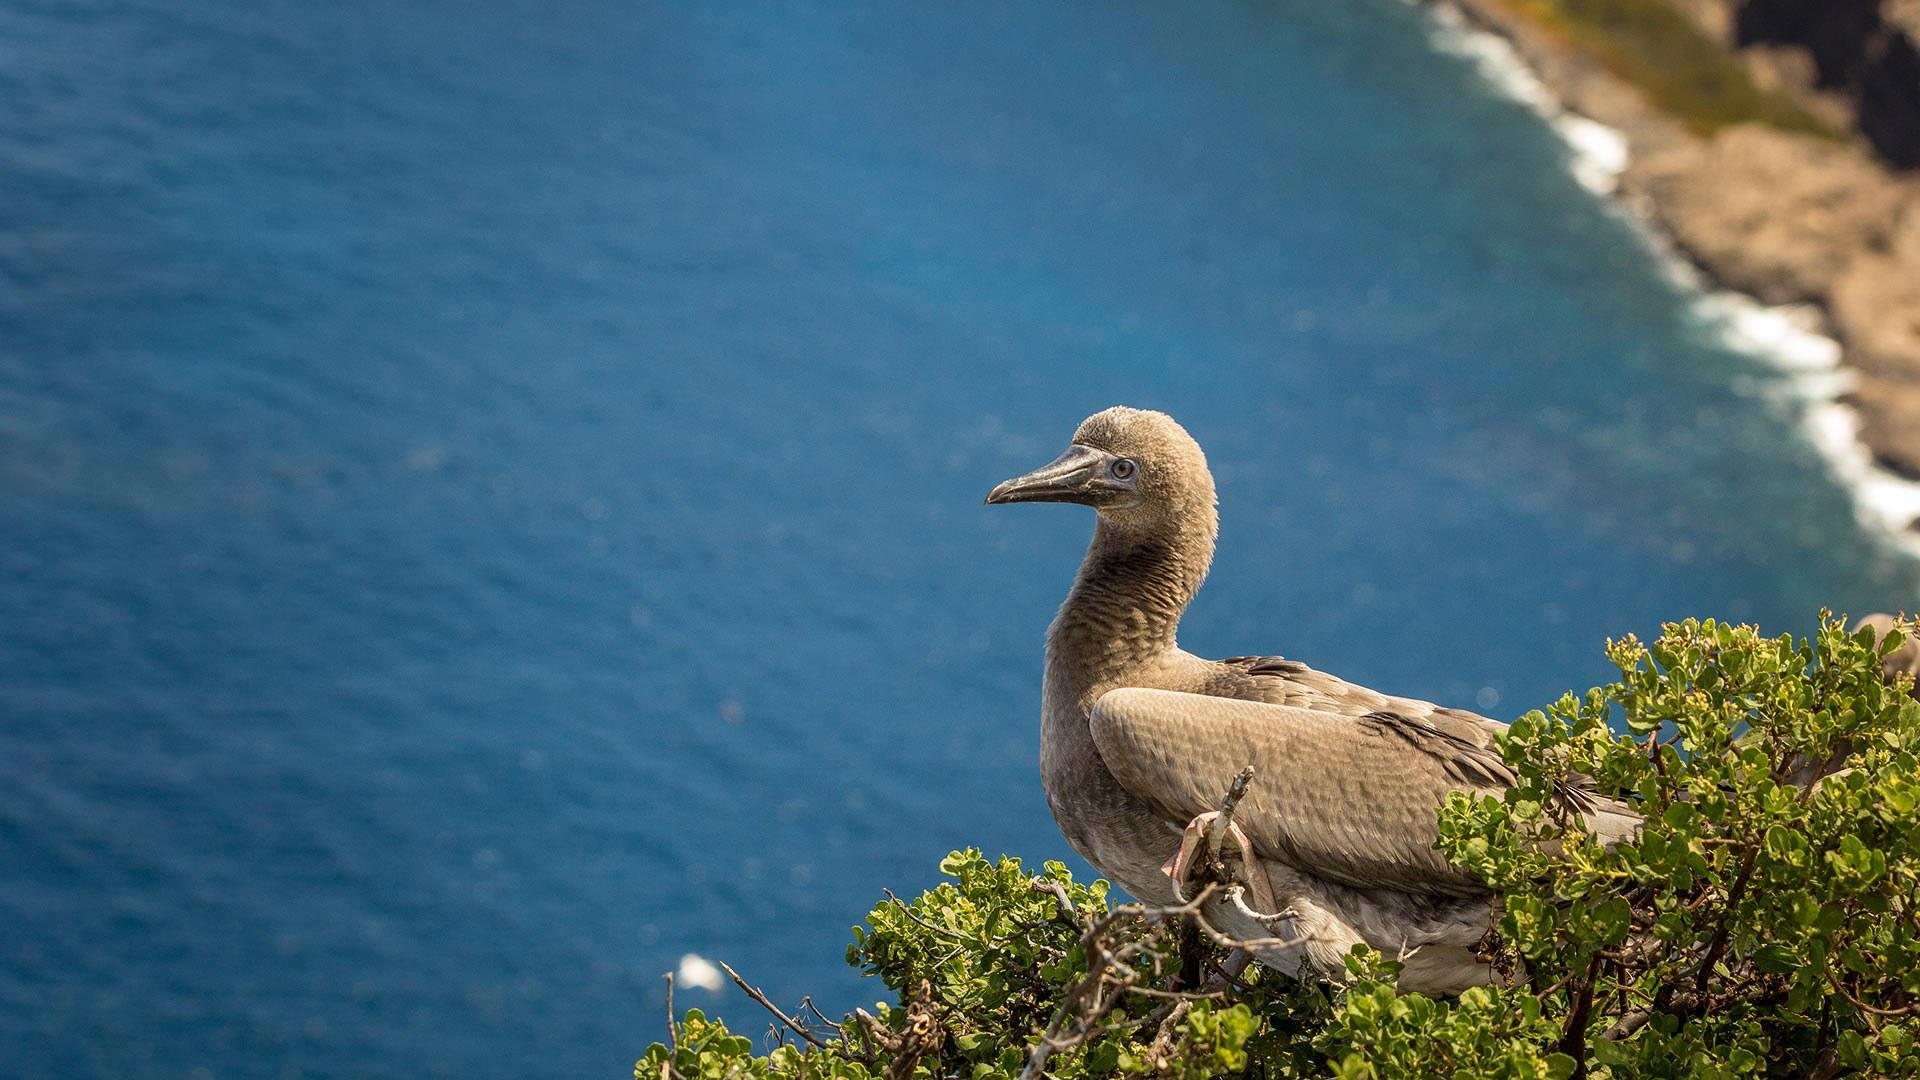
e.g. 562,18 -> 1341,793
986,406 -> 1637,993
1856,612 -> 1920,697
1781,612 -> 1920,786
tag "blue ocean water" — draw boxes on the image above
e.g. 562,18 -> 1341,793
3,0 -> 1917,1076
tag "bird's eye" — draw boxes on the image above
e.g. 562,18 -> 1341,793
1110,458 -> 1137,481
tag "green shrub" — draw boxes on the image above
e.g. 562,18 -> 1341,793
1499,0 -> 1836,136
639,615 -> 1920,1079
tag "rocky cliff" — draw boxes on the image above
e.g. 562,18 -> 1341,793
1447,0 -> 1920,497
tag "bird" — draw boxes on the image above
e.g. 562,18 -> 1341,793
1855,613 -> 1919,698
985,406 -> 1638,993
1780,612 -> 1919,786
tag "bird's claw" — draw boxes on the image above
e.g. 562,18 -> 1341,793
1161,810 -> 1281,915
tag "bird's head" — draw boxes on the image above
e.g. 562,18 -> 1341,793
985,407 -> 1216,535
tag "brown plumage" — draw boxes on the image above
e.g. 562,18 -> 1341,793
1782,612 -> 1920,786
988,406 -> 1636,993
1856,613 -> 1920,697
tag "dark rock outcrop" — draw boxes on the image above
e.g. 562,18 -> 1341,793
1736,0 -> 1920,167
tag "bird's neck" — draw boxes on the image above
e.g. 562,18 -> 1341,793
1046,516 -> 1214,689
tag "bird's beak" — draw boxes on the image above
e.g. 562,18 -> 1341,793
985,444 -> 1104,505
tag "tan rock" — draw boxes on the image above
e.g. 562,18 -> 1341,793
1829,195 -> 1920,381
1627,124 -> 1906,304
1662,0 -> 1734,42
1831,252 -> 1920,380
1840,189 -> 1920,483
1890,0 -> 1920,42
1850,372 -> 1920,479
1893,195 -> 1920,267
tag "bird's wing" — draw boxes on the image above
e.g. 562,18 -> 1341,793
1088,687 -> 1512,898
1215,655 -> 1505,748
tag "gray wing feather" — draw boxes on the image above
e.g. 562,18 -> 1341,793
1088,688 -> 1509,898
1213,656 -> 1504,748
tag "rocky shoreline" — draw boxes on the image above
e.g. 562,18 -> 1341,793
1434,0 -> 1920,527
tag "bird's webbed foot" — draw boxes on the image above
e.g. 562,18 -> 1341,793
1160,810 -> 1281,916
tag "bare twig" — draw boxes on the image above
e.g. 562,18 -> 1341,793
884,985 -> 941,1080
1806,1047 -> 1843,1080
1022,892 -> 1179,1080
664,972 -> 678,1053
797,997 -> 843,1033
1207,949 -> 1258,993
717,960 -> 830,1051
1020,952 -> 1119,1080
1828,975 -> 1920,1018
1146,999 -> 1194,1070
1603,1008 -> 1653,1042
1205,765 -> 1258,866
1557,951 -> 1603,1079
1692,834 -> 1761,998
849,1008 -> 886,1059
928,943 -> 969,971
1132,881 -> 1305,953
1121,983 -> 1229,1002
884,889 -> 971,941
1224,887 -> 1296,934
656,975 -> 692,1080
1032,879 -> 1078,921
1014,872 -> 1314,1080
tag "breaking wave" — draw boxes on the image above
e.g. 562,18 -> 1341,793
1419,0 -> 1920,558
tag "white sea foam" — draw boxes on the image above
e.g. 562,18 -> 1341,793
1417,0 -> 1920,558
1698,295 -> 1842,373
1423,2 -> 1628,194
1557,115 -> 1631,194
